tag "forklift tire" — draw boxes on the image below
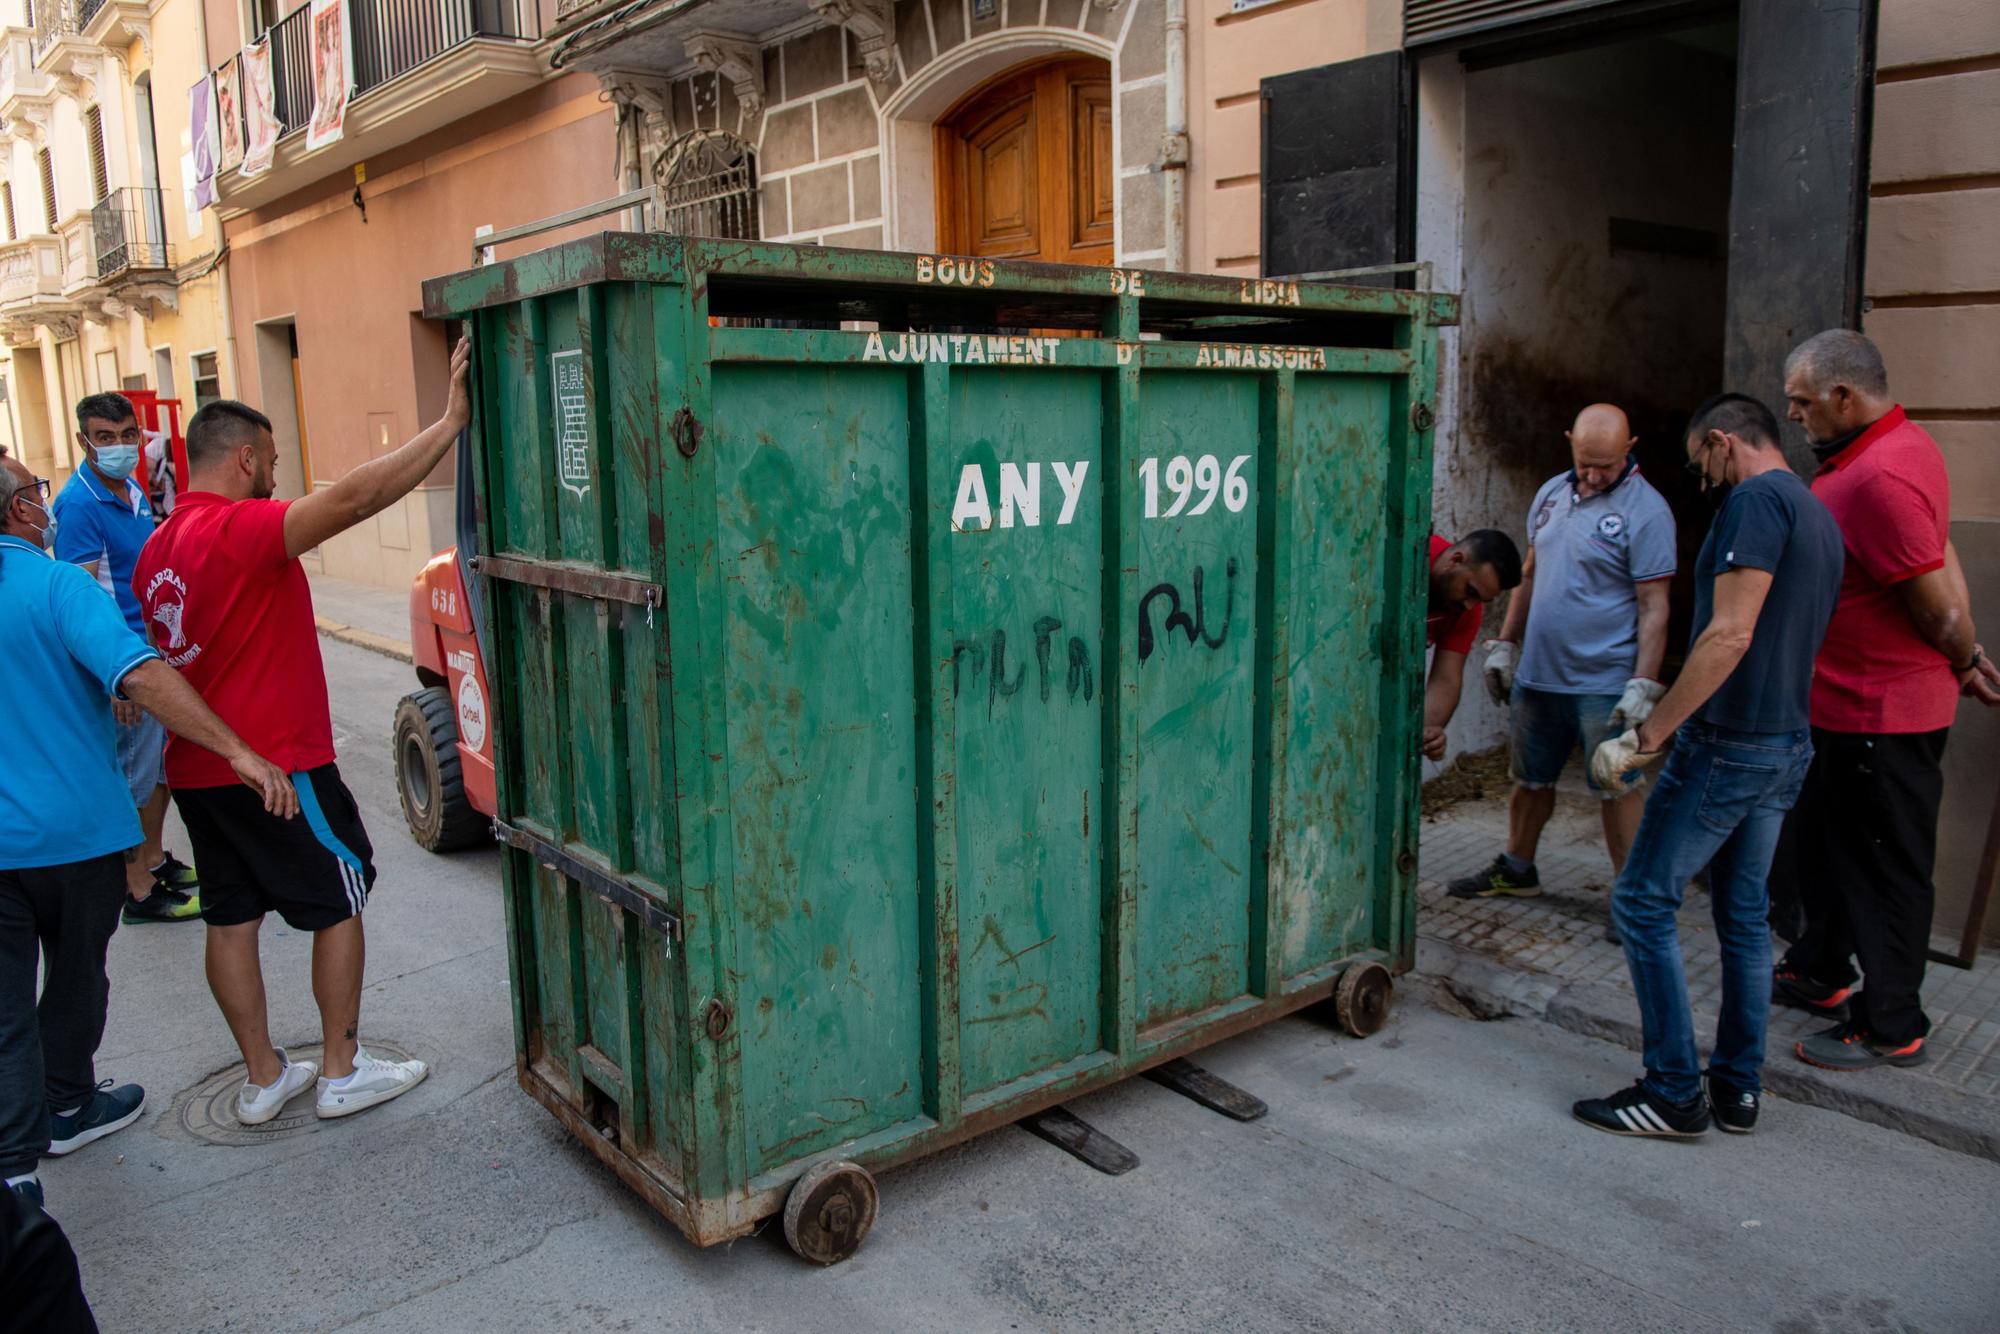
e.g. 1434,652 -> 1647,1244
394,687 -> 488,853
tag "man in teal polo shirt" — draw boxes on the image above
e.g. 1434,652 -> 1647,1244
0,457 -> 295,1210
53,392 -> 204,924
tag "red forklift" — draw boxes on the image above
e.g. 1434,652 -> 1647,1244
391,431 -> 496,851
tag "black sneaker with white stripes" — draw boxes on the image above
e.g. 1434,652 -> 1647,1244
1571,1081 -> 1710,1139
1705,1075 -> 1759,1134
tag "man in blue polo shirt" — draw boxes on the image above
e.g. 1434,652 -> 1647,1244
53,393 -> 202,924
0,457 -> 295,1209
1450,403 -> 1676,912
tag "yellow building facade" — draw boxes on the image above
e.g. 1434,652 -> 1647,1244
0,0 -> 231,486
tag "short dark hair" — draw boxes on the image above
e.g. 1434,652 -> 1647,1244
1458,528 -> 1523,590
76,392 -> 138,432
185,400 -> 274,470
1784,329 -> 1888,398
1687,393 -> 1781,449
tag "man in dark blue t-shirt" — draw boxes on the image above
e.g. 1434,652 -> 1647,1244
1570,394 -> 1843,1140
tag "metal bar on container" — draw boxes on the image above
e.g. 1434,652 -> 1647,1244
473,188 -> 655,263
470,553 -> 662,609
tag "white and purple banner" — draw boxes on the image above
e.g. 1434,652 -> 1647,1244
188,75 -> 220,211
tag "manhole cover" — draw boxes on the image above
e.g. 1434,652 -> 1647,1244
176,1040 -> 420,1146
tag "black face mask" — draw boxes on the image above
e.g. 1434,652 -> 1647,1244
1811,422 -> 1867,466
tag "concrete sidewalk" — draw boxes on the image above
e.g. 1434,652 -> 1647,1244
1417,773 -> 2000,1162
308,567 -> 414,663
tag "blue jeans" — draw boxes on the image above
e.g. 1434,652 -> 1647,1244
1611,722 -> 1812,1103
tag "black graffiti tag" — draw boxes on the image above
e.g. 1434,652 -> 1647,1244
953,619 -> 1095,714
1137,557 -> 1239,664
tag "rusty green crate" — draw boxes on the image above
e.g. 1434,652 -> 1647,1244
422,235 -> 1450,1252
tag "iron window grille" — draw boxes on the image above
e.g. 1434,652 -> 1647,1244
653,130 -> 760,241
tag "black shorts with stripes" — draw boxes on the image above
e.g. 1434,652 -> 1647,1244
174,763 -> 376,931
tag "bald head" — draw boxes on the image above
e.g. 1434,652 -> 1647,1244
1565,403 -> 1637,496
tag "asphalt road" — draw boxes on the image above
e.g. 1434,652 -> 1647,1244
39,638 -> 2000,1332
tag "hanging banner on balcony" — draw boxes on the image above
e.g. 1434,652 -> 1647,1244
241,39 -> 282,178
189,75 -> 221,211
216,57 -> 246,173
306,0 -> 352,152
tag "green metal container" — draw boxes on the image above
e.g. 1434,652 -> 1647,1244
423,235 -> 1453,1259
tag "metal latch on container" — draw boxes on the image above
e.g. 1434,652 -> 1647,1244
702,998 -> 733,1040
670,407 -> 703,458
1410,402 -> 1436,433
492,819 -> 682,950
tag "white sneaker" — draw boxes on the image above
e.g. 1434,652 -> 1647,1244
315,1047 -> 429,1119
236,1049 -> 319,1126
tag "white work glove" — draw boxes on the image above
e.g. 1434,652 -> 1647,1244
1483,640 -> 1518,706
1591,728 -> 1664,791
1609,677 -> 1666,729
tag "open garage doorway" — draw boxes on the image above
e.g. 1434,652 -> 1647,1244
1448,20 -> 1740,650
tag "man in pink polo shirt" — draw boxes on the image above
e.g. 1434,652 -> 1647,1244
1774,330 -> 2000,1073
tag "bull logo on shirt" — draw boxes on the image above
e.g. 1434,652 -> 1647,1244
141,567 -> 201,667
153,600 -> 185,649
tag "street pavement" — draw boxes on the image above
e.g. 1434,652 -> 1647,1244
40,636 -> 2000,1332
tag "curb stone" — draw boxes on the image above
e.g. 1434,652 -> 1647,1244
1418,937 -> 2000,1163
315,616 -> 413,665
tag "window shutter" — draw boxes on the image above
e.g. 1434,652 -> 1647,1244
85,106 -> 111,204
1404,0 -> 1629,46
37,150 -> 57,231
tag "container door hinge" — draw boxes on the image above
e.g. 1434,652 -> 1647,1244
1410,402 -> 1436,433
671,407 -> 704,458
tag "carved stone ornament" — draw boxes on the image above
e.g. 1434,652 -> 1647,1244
53,52 -> 105,102
808,0 -> 897,85
12,101 -> 52,147
682,31 -> 765,119
599,69 -> 673,119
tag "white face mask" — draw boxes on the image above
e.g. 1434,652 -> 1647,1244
19,497 -> 55,551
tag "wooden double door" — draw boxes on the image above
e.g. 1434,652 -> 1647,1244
936,57 -> 1113,265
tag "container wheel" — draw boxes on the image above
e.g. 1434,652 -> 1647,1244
1334,962 -> 1393,1038
393,688 -> 487,853
781,1159 -> 878,1266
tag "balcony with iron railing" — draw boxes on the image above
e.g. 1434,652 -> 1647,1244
209,0 -> 545,211
92,186 -> 171,280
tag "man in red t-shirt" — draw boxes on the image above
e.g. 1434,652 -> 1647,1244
1773,330 -> 2000,1073
134,338 -> 470,1124
1423,530 -> 1523,762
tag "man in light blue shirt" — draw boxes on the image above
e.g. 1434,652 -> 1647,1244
52,392 -> 202,924
0,457 -> 294,1210
1448,403 -> 1677,910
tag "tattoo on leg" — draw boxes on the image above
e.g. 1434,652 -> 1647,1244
344,1026 -> 356,1041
